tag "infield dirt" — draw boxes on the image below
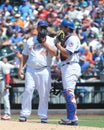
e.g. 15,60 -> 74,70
0,120 -> 104,130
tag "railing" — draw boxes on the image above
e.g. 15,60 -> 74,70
51,80 -> 104,109
1,81 -> 104,109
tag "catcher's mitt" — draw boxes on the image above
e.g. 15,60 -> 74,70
55,30 -> 65,43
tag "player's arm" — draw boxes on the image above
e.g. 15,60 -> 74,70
19,54 -> 28,79
17,53 -> 28,79
19,54 -> 28,68
43,43 -> 58,56
40,37 -> 58,56
5,73 -> 11,90
56,42 -> 71,59
1,63 -> 11,90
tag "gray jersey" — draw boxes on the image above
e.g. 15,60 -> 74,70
0,61 -> 6,80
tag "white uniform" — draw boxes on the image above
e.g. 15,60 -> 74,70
20,35 -> 56,119
59,33 -> 81,122
0,61 -> 11,115
23,36 -> 54,69
61,34 -> 81,92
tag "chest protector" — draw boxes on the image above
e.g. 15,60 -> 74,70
60,33 -> 79,61
60,34 -> 71,61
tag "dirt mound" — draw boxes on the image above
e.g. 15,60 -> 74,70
0,120 -> 104,130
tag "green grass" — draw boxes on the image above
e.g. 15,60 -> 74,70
78,115 -> 104,128
11,114 -> 104,128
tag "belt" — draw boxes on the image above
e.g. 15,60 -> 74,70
34,66 -> 48,70
62,62 -> 78,66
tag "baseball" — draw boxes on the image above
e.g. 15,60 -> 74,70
20,74 -> 24,79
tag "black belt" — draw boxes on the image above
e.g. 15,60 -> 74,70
62,62 -> 78,66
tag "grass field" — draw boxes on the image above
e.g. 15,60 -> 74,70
11,114 -> 104,128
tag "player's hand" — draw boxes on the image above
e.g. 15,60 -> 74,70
55,41 -> 61,48
40,37 -> 47,46
4,84 -> 11,91
18,69 -> 24,80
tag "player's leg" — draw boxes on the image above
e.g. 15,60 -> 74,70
36,67 -> 51,123
19,68 -> 35,122
59,89 -> 78,124
59,87 -> 78,125
0,80 -> 11,120
59,64 -> 80,125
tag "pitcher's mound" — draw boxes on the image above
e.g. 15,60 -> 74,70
0,120 -> 103,130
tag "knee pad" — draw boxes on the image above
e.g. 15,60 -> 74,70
62,89 -> 77,121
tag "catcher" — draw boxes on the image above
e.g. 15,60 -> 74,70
55,20 -> 81,125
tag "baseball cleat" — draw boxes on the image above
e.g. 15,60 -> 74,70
58,118 -> 78,126
1,114 -> 11,120
41,118 -> 48,123
19,116 -> 27,122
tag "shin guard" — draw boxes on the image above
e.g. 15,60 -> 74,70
62,89 -> 78,121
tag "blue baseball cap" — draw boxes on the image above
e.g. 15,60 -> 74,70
61,19 -> 75,30
37,20 -> 48,27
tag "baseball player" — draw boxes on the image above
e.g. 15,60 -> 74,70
55,19 -> 81,125
18,20 -> 57,123
0,59 -> 11,120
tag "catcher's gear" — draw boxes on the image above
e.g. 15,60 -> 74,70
62,89 -> 77,121
55,30 -> 65,43
61,20 -> 75,30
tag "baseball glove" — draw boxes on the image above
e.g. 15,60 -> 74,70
55,30 -> 65,43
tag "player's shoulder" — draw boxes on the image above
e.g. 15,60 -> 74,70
27,37 -> 33,42
46,35 -> 54,40
0,61 -> 5,67
26,36 -> 36,45
0,61 -> 4,64
70,33 -> 80,40
71,33 -> 78,38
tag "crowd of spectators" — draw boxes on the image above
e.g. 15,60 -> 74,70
0,0 -> 104,82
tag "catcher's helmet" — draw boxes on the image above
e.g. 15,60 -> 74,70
38,20 -> 48,27
61,19 -> 75,30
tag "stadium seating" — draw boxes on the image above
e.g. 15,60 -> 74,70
0,46 -> 14,61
